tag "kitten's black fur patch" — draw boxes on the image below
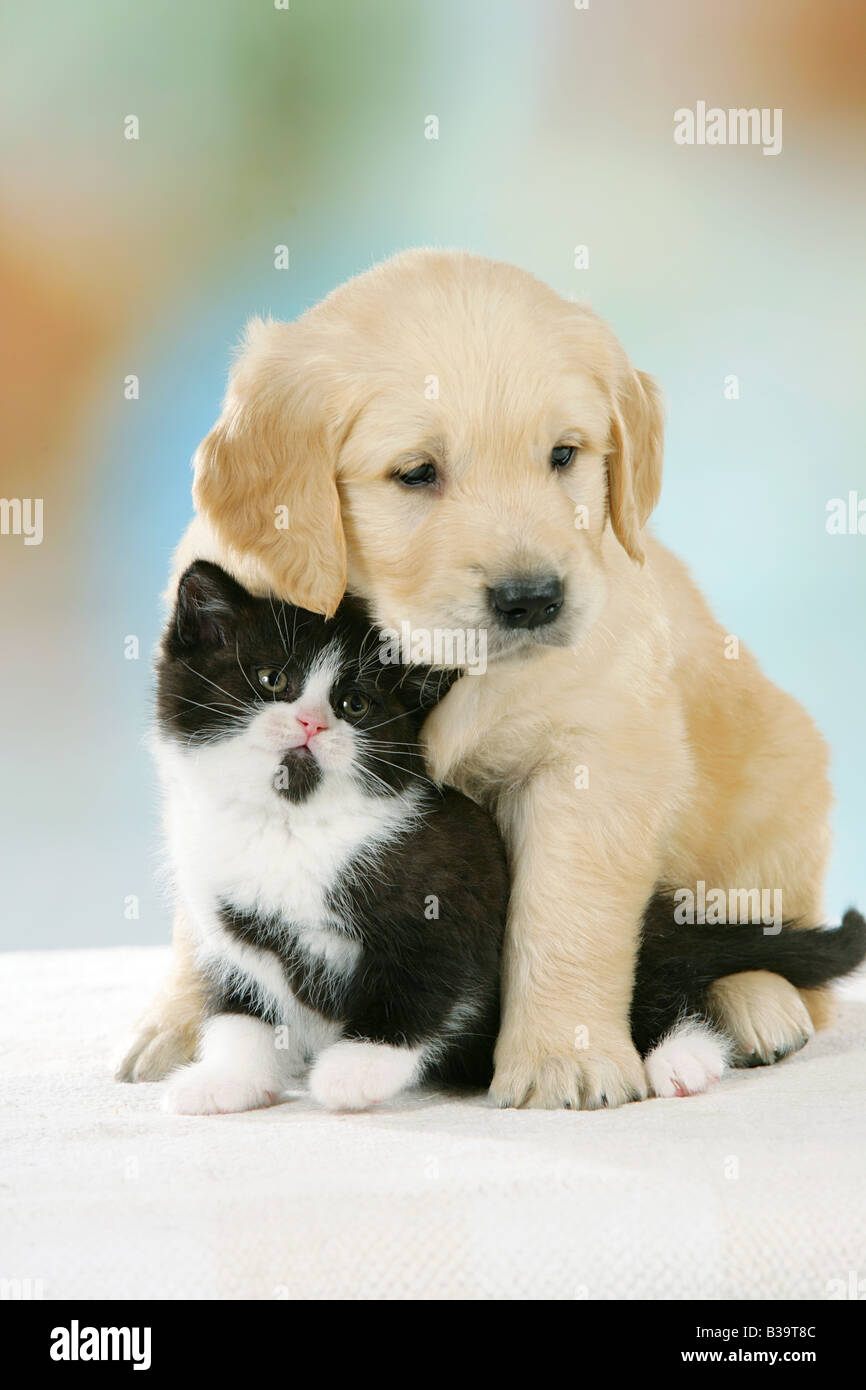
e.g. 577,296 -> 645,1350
215,782 -> 505,1089
158,560 -> 866,1093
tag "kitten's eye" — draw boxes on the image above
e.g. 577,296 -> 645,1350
256,667 -> 288,694
550,444 -> 576,470
340,690 -> 370,720
396,461 -> 437,488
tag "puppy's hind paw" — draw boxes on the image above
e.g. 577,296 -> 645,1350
708,971 -> 813,1067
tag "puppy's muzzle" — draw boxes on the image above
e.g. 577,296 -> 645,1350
489,575 -> 564,630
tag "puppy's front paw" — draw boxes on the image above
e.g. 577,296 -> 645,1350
162,1063 -> 279,1115
491,1032 -> 647,1110
309,1041 -> 422,1111
708,971 -> 813,1067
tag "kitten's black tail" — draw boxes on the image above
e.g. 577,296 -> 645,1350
630,895 -> 866,1056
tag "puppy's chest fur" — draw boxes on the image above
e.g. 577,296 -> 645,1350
157,738 -> 420,1057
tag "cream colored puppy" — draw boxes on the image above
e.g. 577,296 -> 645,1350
117,250 -> 832,1108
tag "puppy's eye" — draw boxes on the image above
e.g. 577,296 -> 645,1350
397,461 -> 437,487
550,445 -> 576,470
340,690 -> 370,720
256,667 -> 288,694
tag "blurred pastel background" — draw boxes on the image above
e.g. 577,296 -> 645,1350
1,0 -> 863,948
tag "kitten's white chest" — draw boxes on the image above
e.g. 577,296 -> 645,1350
154,732 -> 421,1053
157,733 -> 406,919
172,782 -> 337,927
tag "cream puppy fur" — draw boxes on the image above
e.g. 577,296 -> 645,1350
116,249 -> 832,1109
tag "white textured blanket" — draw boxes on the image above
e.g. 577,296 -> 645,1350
2,947 -> 864,1301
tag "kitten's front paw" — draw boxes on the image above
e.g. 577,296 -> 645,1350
162,1063 -> 279,1115
491,1031 -> 647,1110
645,1022 -> 730,1098
309,1040 -> 422,1111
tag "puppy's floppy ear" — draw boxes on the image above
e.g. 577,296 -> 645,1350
193,317 -> 348,618
606,369 -> 665,565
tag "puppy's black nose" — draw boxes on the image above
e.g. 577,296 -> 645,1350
490,576 -> 564,629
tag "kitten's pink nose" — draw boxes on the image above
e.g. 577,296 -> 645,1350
296,713 -> 328,745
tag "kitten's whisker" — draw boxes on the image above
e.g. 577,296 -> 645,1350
359,740 -> 425,750
355,627 -> 385,680
267,649 -> 296,703
359,733 -> 425,744
183,724 -> 240,750
176,660 -> 252,712
169,695 -> 249,722
284,602 -> 296,654
275,597 -> 291,654
234,639 -> 262,701
268,593 -> 289,656
355,765 -> 398,799
363,752 -> 434,786
363,705 -> 428,733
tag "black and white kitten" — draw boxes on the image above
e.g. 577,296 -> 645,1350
155,561 -> 507,1114
154,561 -> 866,1113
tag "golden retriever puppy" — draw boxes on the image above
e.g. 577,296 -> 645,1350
116,249 -> 832,1108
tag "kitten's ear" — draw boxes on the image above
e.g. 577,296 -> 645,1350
399,666 -> 461,716
173,561 -> 252,649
